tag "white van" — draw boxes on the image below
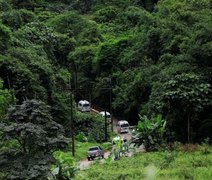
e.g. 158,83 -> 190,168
99,111 -> 111,123
117,120 -> 129,133
78,100 -> 90,112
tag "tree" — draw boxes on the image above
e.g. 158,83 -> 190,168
150,73 -> 211,142
11,0 -> 43,10
47,11 -> 101,46
0,79 -> 13,121
95,37 -> 129,75
0,23 -> 11,53
74,111 -> 107,143
0,0 -> 12,11
71,0 -> 96,14
0,99 -> 68,179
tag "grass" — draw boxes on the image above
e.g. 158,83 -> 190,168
54,141 -> 112,162
74,141 -> 111,161
76,146 -> 212,180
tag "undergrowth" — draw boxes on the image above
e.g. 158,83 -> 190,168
77,146 -> 212,180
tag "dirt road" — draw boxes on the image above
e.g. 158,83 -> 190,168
78,131 -> 133,170
78,151 -> 111,170
79,110 -> 136,170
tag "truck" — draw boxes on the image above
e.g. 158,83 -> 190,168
77,100 -> 90,112
87,146 -> 104,161
117,120 -> 129,133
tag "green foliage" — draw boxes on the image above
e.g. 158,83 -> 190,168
71,0 -> 96,14
75,132 -> 87,142
75,111 -> 108,143
149,72 -> 211,142
14,22 -> 57,47
200,138 -> 211,155
133,115 -> 167,151
160,150 -> 177,169
0,9 -> 36,29
63,141 -> 111,162
0,0 -> 12,12
0,23 -> 11,52
111,135 -> 123,160
94,6 -> 119,23
36,10 -> 57,21
1,9 -> 23,29
77,148 -> 212,179
118,6 -> 154,27
0,53 -> 48,100
68,46 -> 97,76
11,0 -> 43,10
0,79 -> 13,121
47,11 -> 101,45
95,0 -> 132,10
151,73 -> 211,113
96,37 -> 129,75
0,99 -> 68,179
0,0 -> 211,169
51,151 -> 78,179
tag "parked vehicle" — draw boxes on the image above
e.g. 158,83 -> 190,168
117,120 -> 129,133
87,146 -> 104,161
78,100 -> 90,112
99,111 -> 111,123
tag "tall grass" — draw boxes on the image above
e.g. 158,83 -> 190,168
55,141 -> 111,162
76,146 -> 212,180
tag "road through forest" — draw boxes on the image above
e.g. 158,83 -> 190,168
78,109 -> 134,169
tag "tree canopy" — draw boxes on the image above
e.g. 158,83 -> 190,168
0,0 -> 211,158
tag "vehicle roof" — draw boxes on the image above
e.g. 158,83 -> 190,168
99,111 -> 110,116
78,100 -> 89,104
118,120 -> 129,124
88,146 -> 100,150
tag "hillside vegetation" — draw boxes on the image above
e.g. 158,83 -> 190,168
0,0 -> 211,179
0,0 -> 211,143
77,145 -> 212,179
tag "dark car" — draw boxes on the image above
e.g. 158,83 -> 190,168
87,146 -> 104,161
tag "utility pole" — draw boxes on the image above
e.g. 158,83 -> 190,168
109,78 -> 113,132
104,110 -> 107,141
70,89 -> 75,157
69,72 -> 76,157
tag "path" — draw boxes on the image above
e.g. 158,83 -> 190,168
78,151 -> 111,170
78,108 -> 143,170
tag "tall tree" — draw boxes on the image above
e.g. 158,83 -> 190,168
0,99 -> 68,179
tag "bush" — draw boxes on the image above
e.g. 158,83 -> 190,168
94,6 -> 119,23
75,111 -> 109,143
75,132 -> 88,142
51,151 -> 79,179
200,138 -> 211,154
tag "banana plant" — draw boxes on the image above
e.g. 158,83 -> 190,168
132,114 -> 167,151
51,151 -> 79,180
109,136 -> 124,160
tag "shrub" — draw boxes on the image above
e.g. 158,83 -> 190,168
51,151 -> 79,179
200,137 -> 211,154
75,111 -> 109,143
75,132 -> 88,142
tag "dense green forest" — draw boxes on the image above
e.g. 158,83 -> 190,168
0,0 -> 211,179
